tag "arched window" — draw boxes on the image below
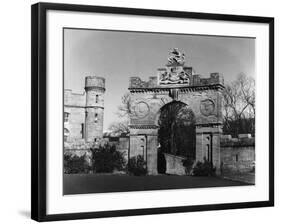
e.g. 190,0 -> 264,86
96,95 -> 99,103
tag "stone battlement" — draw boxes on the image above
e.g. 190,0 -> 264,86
129,76 -> 158,88
85,76 -> 105,90
129,72 -> 224,89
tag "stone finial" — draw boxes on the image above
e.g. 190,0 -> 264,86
167,48 -> 185,66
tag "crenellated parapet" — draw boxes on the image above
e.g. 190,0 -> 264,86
129,72 -> 224,92
129,72 -> 224,90
85,76 -> 105,91
129,48 -> 224,91
129,76 -> 158,89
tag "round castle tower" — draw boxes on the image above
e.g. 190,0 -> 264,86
84,76 -> 105,142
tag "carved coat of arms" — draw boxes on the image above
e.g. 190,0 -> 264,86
159,48 -> 190,85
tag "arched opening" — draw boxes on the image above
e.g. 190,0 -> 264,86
157,101 -> 196,173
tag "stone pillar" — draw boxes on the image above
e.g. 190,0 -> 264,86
212,133 -> 221,175
195,125 -> 222,175
129,135 -> 146,158
195,132 -> 204,162
129,126 -> 158,175
146,135 -> 158,175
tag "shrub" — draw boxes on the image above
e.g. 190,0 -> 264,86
192,158 -> 216,176
128,155 -> 147,176
64,154 -> 91,174
182,157 -> 194,175
92,144 -> 126,173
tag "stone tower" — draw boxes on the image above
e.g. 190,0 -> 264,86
84,76 -> 105,142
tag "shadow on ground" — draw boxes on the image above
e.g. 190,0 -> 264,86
64,174 -> 252,195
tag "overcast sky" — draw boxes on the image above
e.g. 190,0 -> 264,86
64,28 -> 255,131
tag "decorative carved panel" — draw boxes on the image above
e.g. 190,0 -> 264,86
134,101 -> 150,118
200,99 -> 215,116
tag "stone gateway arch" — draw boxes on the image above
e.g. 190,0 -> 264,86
128,49 -> 224,175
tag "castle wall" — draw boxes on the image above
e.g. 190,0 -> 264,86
64,90 -> 86,142
64,89 -> 86,107
64,142 -> 93,169
64,107 -> 85,142
64,76 -> 105,144
220,135 -> 255,173
85,107 -> 104,142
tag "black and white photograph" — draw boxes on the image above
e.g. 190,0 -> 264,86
29,2 -> 274,222
63,28 -> 256,195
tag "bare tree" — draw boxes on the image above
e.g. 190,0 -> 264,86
106,93 -> 133,136
108,120 -> 130,136
222,73 -> 255,136
117,92 -> 133,118
237,73 -> 255,117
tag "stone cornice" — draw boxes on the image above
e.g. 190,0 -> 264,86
64,104 -> 85,108
129,124 -> 159,129
84,86 -> 105,92
195,122 -> 223,128
85,105 -> 104,109
129,84 -> 225,93
129,123 -> 223,130
129,134 -> 158,136
64,105 -> 104,109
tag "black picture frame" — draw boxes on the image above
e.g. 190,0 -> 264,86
31,2 -> 274,222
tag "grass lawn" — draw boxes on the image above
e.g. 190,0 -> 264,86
64,174 -> 252,195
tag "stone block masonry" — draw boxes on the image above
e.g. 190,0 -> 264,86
164,153 -> 186,175
220,134 -> 255,174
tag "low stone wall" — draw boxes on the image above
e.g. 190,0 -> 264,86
220,134 -> 255,174
164,153 -> 186,175
64,142 -> 93,167
64,141 -> 94,150
64,138 -> 129,168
